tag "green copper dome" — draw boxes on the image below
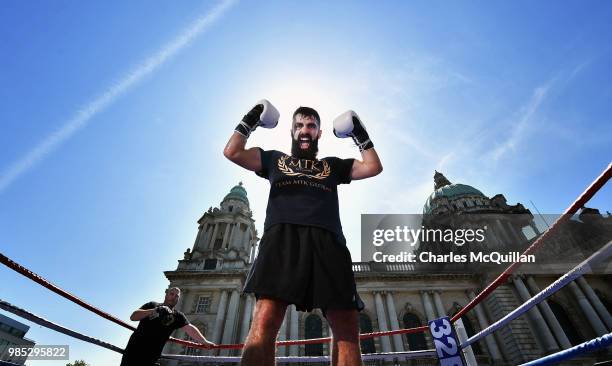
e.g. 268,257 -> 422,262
224,182 -> 249,205
423,172 -> 486,214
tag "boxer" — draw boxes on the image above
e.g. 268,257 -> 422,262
120,287 -> 215,365
224,100 -> 382,366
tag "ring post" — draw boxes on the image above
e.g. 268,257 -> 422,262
454,318 -> 477,366
429,316 -> 466,366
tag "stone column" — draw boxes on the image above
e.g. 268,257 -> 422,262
235,224 -> 243,248
374,292 -> 392,352
385,292 -> 404,352
505,221 -> 524,247
208,223 -> 219,249
484,223 -> 502,249
176,288 -> 188,313
193,226 -> 204,249
568,281 -> 607,336
228,223 -> 237,249
432,291 -> 446,317
576,276 -> 612,330
204,223 -> 212,249
202,225 -> 212,250
454,318 -> 478,366
513,276 -> 559,352
220,290 -> 241,355
495,219 -> 512,246
239,295 -> 254,343
235,223 -> 244,249
525,276 -> 572,349
212,290 -> 228,344
420,291 -> 436,321
222,223 -> 232,249
467,291 -> 503,361
240,226 -> 248,249
289,305 -> 299,356
249,244 -> 255,263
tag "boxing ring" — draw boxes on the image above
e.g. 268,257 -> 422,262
1,162 -> 611,365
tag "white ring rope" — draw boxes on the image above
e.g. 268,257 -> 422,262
161,349 -> 437,363
462,239 -> 612,349
0,299 -> 124,354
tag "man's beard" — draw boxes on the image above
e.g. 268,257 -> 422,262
291,134 -> 319,159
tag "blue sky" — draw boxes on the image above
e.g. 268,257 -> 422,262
1,1 -> 611,364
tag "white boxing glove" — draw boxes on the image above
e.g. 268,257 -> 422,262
235,99 -> 279,138
333,110 -> 374,151
258,99 -> 279,128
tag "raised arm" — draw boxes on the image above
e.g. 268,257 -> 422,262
130,308 -> 156,321
130,305 -> 170,321
351,147 -> 383,180
223,133 -> 262,172
332,110 -> 383,180
223,100 -> 279,172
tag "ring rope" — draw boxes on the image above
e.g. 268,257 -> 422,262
161,349 -> 437,363
518,332 -> 612,366
1,162 -> 609,352
461,240 -> 612,349
451,162 -> 612,323
0,298 -> 436,363
0,252 -> 136,332
0,361 -> 21,366
0,251 -> 428,349
0,251 -> 213,349
0,299 -> 124,354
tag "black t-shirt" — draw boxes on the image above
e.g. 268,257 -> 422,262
256,149 -> 354,239
122,302 -> 188,364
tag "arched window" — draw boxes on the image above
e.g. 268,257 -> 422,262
548,300 -> 584,345
402,313 -> 427,350
305,314 -> 323,356
359,313 -> 376,354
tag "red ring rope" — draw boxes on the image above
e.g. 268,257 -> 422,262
451,162 -> 611,323
2,163 -> 609,349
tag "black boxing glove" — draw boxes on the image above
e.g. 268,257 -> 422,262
333,110 -> 374,152
149,305 -> 172,320
235,99 -> 279,138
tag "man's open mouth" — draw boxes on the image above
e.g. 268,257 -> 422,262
299,136 -> 311,149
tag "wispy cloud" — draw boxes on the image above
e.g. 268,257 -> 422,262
490,82 -> 551,161
487,59 -> 595,163
0,0 -> 236,193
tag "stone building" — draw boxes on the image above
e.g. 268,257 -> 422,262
162,175 -> 611,365
0,313 -> 35,365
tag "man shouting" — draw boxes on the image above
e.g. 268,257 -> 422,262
224,100 -> 382,366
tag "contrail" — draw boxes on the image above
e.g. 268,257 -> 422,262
0,0 -> 236,193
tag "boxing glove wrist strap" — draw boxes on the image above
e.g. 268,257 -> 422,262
353,137 -> 374,152
353,135 -> 374,152
235,121 -> 257,138
235,104 -> 264,138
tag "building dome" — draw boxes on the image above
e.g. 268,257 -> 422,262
423,172 -> 486,214
223,182 -> 249,205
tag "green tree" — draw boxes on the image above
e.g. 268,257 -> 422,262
66,360 -> 88,366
